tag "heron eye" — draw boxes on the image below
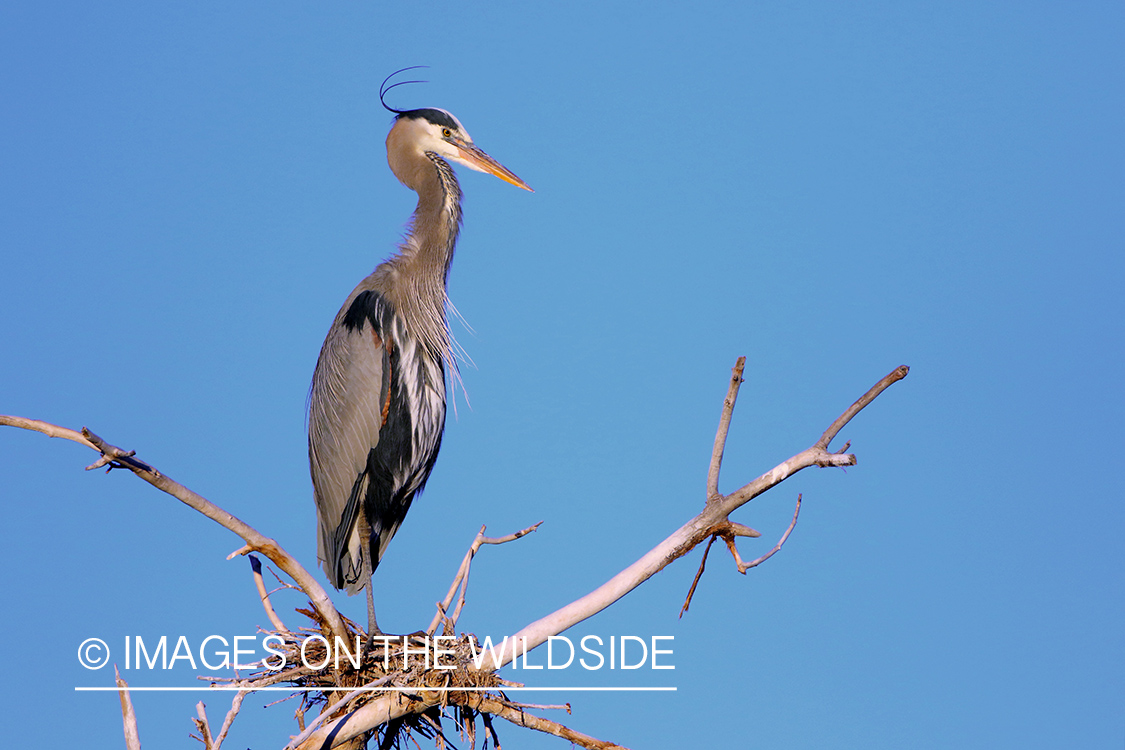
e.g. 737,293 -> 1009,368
442,128 -> 452,138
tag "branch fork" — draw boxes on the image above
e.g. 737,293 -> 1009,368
493,361 -> 908,667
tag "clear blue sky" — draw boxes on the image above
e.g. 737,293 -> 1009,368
2,2 -> 1122,748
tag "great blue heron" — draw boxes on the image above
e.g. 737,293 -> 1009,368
308,72 -> 531,636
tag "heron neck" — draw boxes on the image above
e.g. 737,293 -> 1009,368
389,153 -> 463,362
408,153 -> 462,284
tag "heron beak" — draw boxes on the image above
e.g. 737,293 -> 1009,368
452,140 -> 534,192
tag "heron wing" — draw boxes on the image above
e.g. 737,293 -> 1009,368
308,287 -> 394,592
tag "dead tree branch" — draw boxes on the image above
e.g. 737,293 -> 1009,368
295,691 -> 433,750
707,356 -> 746,501
3,360 -> 908,749
460,693 -> 625,750
249,555 -> 288,632
486,364 -> 908,668
212,690 -> 245,750
193,701 -> 214,748
0,416 -> 348,642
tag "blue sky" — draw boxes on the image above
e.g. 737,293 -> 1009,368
1,2 -> 1122,748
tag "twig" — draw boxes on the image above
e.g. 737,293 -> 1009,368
725,365 -> 910,506
723,495 -> 802,573
249,555 -> 287,632
266,564 -> 305,596
707,356 -> 746,501
461,694 -> 626,750
817,365 -> 910,450
426,522 -> 543,636
503,701 -> 571,712
0,416 -> 348,642
680,535 -> 716,618
115,666 -> 142,750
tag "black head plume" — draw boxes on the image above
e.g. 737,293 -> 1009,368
380,66 -> 429,115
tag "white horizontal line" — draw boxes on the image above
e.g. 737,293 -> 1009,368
76,686 -> 676,693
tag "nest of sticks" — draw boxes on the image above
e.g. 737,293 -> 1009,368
210,607 -> 523,749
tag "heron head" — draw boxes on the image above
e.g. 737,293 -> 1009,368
386,108 -> 532,192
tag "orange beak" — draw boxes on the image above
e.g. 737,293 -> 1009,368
451,138 -> 534,192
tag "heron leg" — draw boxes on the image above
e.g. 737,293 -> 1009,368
358,513 -> 382,659
365,569 -> 381,635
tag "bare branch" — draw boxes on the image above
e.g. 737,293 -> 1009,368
502,701 -> 571,712
0,416 -> 348,641
115,666 -> 142,750
193,702 -> 214,749
817,365 -> 910,450
723,495 -> 802,573
248,555 -> 287,632
480,523 -> 543,546
724,366 -> 910,509
295,691 -> 434,750
211,690 -> 244,750
0,414 -> 99,450
462,694 -> 627,750
707,356 -> 746,501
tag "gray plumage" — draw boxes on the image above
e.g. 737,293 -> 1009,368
307,107 -> 531,625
